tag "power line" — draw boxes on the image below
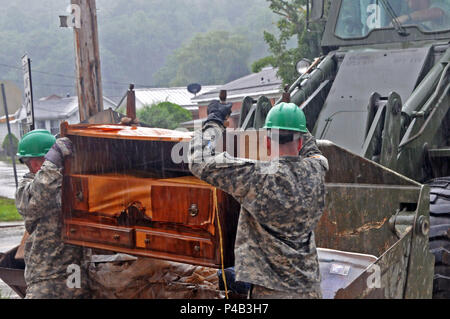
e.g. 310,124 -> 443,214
32,83 -> 75,88
33,83 -> 125,90
0,62 -> 21,71
0,61 -> 153,87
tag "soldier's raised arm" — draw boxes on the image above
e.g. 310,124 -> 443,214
189,100 -> 258,201
299,131 -> 322,158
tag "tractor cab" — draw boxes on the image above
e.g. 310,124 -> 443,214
316,0 -> 450,50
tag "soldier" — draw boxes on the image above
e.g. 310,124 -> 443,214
189,101 -> 328,299
15,130 -> 90,299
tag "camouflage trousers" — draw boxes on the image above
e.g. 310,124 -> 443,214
25,278 -> 90,299
248,284 -> 322,299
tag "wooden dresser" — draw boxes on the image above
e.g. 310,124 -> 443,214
60,123 -> 240,268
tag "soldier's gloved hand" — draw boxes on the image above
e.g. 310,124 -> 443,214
44,137 -> 73,168
205,100 -> 233,126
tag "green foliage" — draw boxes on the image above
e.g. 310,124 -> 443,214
137,102 -> 192,130
251,56 -> 276,73
0,197 -> 22,222
2,133 -> 18,157
154,31 -> 252,86
116,106 -> 126,115
0,0 -> 277,98
264,0 -> 326,85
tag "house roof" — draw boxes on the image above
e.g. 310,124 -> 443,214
33,96 -> 79,120
192,67 -> 283,103
39,94 -> 62,101
1,95 -> 118,122
105,96 -> 123,106
117,86 -> 219,111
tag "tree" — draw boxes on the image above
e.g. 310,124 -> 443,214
0,0 -> 278,98
137,102 -> 192,130
251,56 -> 276,73
154,31 -> 252,86
2,133 -> 18,157
262,0 -> 326,85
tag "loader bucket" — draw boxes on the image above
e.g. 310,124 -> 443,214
227,130 -> 435,298
315,141 -> 435,298
0,246 -> 26,298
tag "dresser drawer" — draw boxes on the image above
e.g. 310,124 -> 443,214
135,230 -> 215,260
151,185 -> 213,227
64,220 -> 135,248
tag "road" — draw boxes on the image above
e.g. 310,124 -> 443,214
0,160 -> 27,298
0,222 -> 24,299
0,160 -> 28,199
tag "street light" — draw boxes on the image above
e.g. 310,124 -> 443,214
296,58 -> 312,75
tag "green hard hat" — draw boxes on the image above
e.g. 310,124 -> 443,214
17,130 -> 56,158
263,102 -> 308,133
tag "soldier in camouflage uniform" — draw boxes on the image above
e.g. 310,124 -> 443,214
189,101 -> 328,299
15,130 -> 90,299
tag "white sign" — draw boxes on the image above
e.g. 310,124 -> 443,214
22,55 -> 33,126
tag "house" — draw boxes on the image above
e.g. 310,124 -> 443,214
0,94 -> 116,149
116,86 -> 219,120
26,95 -> 116,134
184,67 -> 283,129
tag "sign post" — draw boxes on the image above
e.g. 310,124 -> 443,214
22,54 -> 35,132
1,83 -> 18,188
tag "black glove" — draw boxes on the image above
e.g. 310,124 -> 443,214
45,137 -> 73,168
205,100 -> 233,125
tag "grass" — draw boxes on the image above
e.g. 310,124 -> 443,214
0,197 -> 22,222
0,291 -> 9,299
0,154 -> 20,165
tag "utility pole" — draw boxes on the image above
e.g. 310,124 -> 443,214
71,0 -> 104,122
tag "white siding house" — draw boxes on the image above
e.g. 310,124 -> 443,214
116,86 -> 219,120
0,95 -> 117,150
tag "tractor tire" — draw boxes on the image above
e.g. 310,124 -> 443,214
428,177 -> 450,299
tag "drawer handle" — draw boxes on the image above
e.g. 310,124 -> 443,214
144,238 -> 151,244
189,204 -> 199,217
194,245 -> 200,252
76,191 -> 84,202
70,228 -> 77,234
113,234 -> 121,241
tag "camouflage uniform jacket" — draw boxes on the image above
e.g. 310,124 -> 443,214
15,161 -> 87,286
189,122 -> 329,293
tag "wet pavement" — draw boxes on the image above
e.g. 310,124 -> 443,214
0,160 -> 27,298
0,222 -> 25,253
0,222 -> 24,299
0,161 -> 28,199
0,281 -> 20,299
